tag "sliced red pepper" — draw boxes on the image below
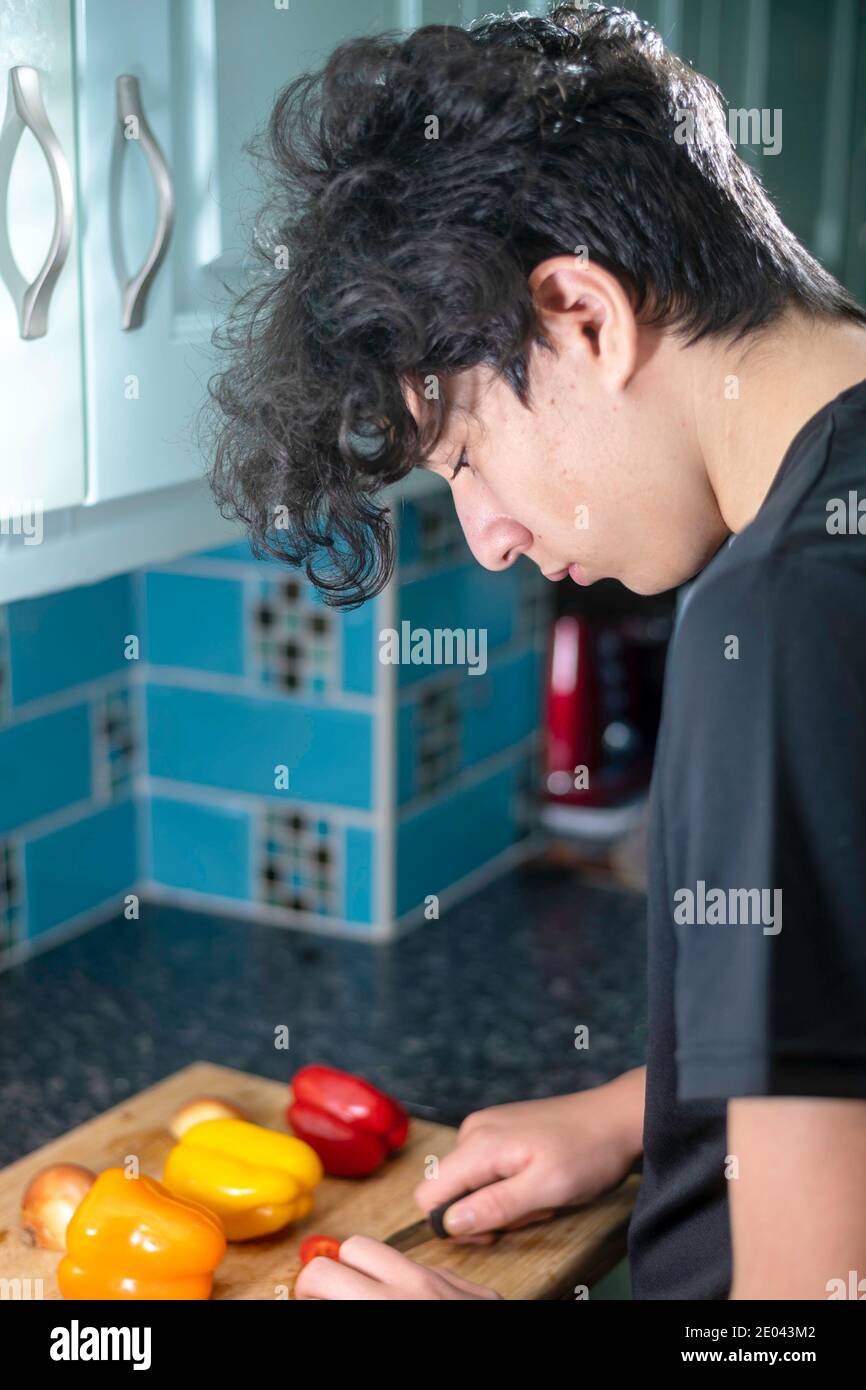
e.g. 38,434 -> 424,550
299,1234 -> 341,1266
287,1066 -> 409,1178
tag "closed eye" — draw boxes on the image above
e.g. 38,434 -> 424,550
450,449 -> 470,480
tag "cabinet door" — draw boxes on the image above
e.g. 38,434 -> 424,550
0,0 -> 84,520
634,0 -> 864,299
77,0 -> 398,507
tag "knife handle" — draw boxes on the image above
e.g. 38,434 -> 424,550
428,1188 -> 477,1239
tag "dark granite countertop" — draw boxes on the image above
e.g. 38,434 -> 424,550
0,863 -> 647,1166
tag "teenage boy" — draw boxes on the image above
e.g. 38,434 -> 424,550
210,5 -> 866,1299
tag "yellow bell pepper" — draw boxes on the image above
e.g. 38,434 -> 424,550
57,1168 -> 226,1300
162,1118 -> 323,1240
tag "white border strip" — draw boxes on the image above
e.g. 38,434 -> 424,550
138,879 -> 393,943
142,776 -> 376,829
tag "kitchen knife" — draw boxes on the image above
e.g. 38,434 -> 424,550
383,1188 -> 592,1254
383,1189 -> 475,1253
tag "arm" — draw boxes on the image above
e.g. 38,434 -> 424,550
728,1096 -> 866,1300
605,1064 -> 646,1164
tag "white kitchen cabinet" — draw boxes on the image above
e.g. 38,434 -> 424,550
75,0 -> 396,506
0,0 -> 85,522
74,0 -> 210,503
0,0 -> 403,601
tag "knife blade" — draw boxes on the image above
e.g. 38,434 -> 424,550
383,1189 -> 474,1253
383,1215 -> 436,1253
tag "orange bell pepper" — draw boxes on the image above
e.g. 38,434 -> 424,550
57,1168 -> 226,1300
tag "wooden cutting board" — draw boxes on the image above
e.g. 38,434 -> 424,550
0,1062 -> 638,1300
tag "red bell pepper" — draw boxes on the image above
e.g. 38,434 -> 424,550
287,1065 -> 409,1177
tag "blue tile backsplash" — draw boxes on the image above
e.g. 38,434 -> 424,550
5,574 -> 133,706
0,493 -> 548,961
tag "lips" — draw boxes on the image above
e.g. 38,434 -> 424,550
543,564 -> 588,584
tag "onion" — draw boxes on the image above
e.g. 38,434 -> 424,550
21,1164 -> 95,1250
168,1096 -> 247,1139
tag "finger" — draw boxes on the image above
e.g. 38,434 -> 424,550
295,1254 -> 394,1301
456,1109 -> 493,1140
448,1208 -> 555,1243
337,1234 -> 430,1287
412,1128 -> 512,1215
441,1170 -> 552,1237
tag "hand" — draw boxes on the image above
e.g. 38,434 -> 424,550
413,1070 -> 645,1242
293,1235 -> 502,1300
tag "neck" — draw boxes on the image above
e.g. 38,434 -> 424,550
693,309 -> 866,534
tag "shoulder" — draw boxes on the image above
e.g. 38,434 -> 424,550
665,544 -> 866,744
676,541 -> 866,664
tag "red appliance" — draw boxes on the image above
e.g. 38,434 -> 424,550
544,612 -> 667,812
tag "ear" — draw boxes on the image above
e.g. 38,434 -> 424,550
528,256 -> 639,392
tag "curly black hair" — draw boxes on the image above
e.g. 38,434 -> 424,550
206,3 -> 866,607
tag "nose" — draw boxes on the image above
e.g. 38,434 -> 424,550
451,492 -> 533,571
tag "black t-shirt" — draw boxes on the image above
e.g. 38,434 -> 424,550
627,375 -> 866,1300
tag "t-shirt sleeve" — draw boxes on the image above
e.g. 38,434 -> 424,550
665,550 -> 866,1102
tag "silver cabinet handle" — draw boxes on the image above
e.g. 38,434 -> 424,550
0,66 -> 74,341
112,74 -> 174,330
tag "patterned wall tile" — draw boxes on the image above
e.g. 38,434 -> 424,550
0,521 -> 545,949
414,492 -> 467,568
0,839 -> 23,952
256,807 -> 339,917
93,686 -> 136,802
415,683 -> 462,796
399,493 -> 469,570
250,577 -> 338,695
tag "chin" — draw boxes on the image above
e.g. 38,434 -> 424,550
619,572 -> 668,596
623,552 -> 714,596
